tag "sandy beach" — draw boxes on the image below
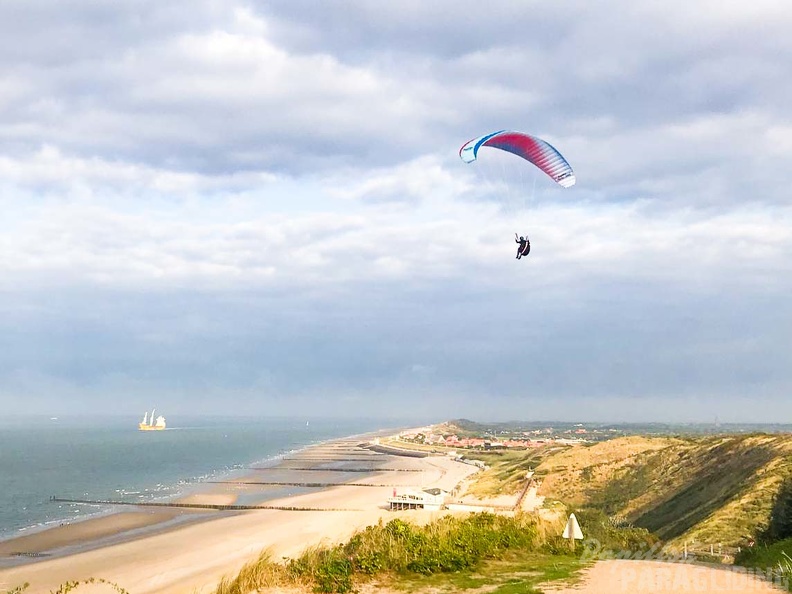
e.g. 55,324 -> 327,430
0,434 -> 479,594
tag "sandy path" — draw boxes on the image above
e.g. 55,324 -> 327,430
0,449 -> 477,594
548,560 -> 787,593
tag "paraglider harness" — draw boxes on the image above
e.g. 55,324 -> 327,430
515,233 -> 530,259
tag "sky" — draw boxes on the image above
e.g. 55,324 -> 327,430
1,1 -> 791,422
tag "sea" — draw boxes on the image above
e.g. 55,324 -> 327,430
0,415 -> 408,543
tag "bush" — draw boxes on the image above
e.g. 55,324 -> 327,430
314,553 -> 353,594
572,509 -> 658,552
344,514 -> 539,578
764,478 -> 792,543
288,546 -> 354,593
219,513 -> 549,594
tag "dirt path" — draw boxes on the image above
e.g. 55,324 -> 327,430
548,559 -> 786,593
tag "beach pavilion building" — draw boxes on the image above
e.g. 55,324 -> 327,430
387,488 -> 449,511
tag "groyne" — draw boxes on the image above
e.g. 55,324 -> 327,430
49,497 -> 361,512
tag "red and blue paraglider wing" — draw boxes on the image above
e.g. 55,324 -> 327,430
459,130 -> 576,188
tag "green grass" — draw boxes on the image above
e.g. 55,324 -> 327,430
214,513 -> 548,594
213,550 -> 286,594
736,538 -> 792,569
212,508 -> 657,594
211,431 -> 792,592
631,437 -> 778,541
571,509 -> 658,552
386,551 -> 585,594
734,539 -> 792,591
464,450 -> 552,498
585,451 -> 664,515
2,579 -> 128,594
536,433 -> 792,548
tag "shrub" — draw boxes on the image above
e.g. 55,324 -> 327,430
288,545 -> 354,593
572,509 -> 658,552
218,513 -> 550,594
764,478 -> 792,543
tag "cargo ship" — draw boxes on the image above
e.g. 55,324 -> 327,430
139,408 -> 166,431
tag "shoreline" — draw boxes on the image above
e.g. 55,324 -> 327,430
0,420 -> 408,547
0,425 -> 476,594
0,425 -> 405,561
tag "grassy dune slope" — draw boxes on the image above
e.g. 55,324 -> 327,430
462,450 -> 553,498
529,434 -> 792,547
377,427 -> 792,550
535,436 -> 678,507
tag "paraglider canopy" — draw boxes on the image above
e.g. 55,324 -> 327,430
459,130 -> 576,188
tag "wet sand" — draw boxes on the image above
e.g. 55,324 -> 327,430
0,493 -> 241,561
0,435 -> 478,594
0,510 -> 183,559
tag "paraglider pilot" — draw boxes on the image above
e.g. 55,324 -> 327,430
515,233 -> 530,259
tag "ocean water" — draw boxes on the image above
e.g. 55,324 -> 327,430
0,415 -> 397,542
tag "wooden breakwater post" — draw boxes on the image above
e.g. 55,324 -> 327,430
49,497 -> 362,512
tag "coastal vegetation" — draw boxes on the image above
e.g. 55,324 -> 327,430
215,513 -> 551,593
10,425 -> 792,594
381,424 -> 792,559
543,434 -> 792,550
445,432 -> 792,551
50,579 -> 130,594
763,477 -> 792,543
390,552 -> 582,594
734,476 -> 792,585
213,511 -> 655,593
390,425 -> 792,571
2,579 -> 129,594
736,540 -> 792,576
460,449 -> 549,499
37,434 -> 785,594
